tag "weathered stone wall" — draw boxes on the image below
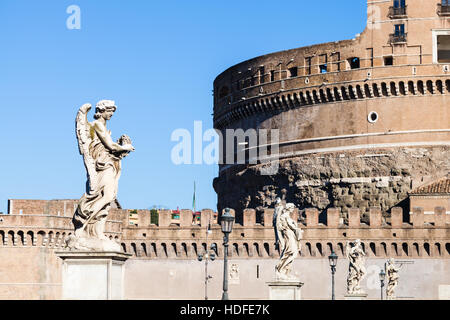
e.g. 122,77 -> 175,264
214,146 -> 450,221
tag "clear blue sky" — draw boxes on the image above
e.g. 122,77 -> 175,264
0,0 -> 367,213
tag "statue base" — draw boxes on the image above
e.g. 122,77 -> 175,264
267,280 -> 304,300
344,293 -> 368,300
56,251 -> 131,300
65,235 -> 122,252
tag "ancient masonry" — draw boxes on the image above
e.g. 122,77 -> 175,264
212,0 -> 450,222
2,199 -> 449,260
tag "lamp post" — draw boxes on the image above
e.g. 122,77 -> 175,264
197,242 -> 216,300
379,269 -> 386,300
328,251 -> 338,300
220,208 -> 235,300
197,217 -> 216,300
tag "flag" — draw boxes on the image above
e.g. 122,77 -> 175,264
192,181 -> 196,213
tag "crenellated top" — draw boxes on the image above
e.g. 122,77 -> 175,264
0,206 -> 448,259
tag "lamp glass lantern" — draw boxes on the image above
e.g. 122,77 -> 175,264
221,209 -> 235,234
328,251 -> 338,268
379,269 -> 386,282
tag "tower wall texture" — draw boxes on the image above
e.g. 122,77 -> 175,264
212,0 -> 450,221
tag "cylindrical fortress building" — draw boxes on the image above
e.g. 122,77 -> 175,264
213,0 -> 450,223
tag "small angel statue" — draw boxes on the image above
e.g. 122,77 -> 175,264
346,239 -> 366,294
386,258 -> 402,299
274,203 -> 303,280
66,100 -> 135,251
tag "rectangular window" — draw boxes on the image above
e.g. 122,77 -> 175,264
319,64 -> 327,73
394,0 -> 406,8
288,67 -> 298,78
259,66 -> 265,84
384,56 -> 394,65
395,24 -> 405,36
437,35 -> 450,63
305,57 -> 312,75
270,70 -> 275,82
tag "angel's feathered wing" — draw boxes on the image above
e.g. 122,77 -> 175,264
75,103 -> 97,193
276,211 -> 285,253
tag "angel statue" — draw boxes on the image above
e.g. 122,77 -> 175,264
386,258 -> 402,299
346,239 -> 366,294
66,100 -> 135,251
273,197 -> 283,252
274,203 -> 303,280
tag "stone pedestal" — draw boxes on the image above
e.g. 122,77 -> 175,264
56,251 -> 131,300
267,281 -> 304,300
344,293 -> 368,300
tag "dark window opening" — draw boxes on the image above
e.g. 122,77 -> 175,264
288,67 -> 298,78
270,70 -> 275,82
320,64 -> 327,73
384,56 -> 394,66
305,57 -> 312,75
437,35 -> 450,63
259,66 -> 265,83
348,57 -> 360,69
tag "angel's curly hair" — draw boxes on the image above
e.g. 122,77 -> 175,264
94,100 -> 117,119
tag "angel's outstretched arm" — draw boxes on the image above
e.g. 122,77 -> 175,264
94,122 -> 132,153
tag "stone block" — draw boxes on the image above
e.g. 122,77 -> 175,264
326,208 -> 340,227
348,208 -> 360,227
391,207 -> 403,228
200,209 -> 213,227
305,208 -> 318,227
369,207 -> 382,227
158,210 -> 171,227
264,209 -> 274,227
243,209 -> 256,227
267,281 -> 304,300
344,293 -> 368,300
180,209 -> 193,227
412,207 -> 424,227
138,210 -> 150,227
434,207 -> 446,227
56,251 -> 131,300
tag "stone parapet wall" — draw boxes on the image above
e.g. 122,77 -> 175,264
1,206 -> 447,259
119,206 -> 449,260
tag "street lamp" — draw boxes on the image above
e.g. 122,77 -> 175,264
221,208 -> 235,300
328,251 -> 338,300
379,269 -> 386,300
197,242 -> 216,300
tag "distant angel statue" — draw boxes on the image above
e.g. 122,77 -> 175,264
346,239 -> 366,294
275,203 -> 303,280
66,100 -> 134,251
386,258 -> 402,299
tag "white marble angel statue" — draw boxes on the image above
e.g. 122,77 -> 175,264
386,258 -> 402,299
66,100 -> 134,251
346,239 -> 366,294
274,203 -> 303,280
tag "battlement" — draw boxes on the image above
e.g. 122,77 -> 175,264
1,205 -> 448,259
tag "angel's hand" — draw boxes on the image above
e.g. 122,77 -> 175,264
122,144 -> 135,152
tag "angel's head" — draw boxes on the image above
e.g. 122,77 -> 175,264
94,100 -> 117,120
284,203 -> 295,213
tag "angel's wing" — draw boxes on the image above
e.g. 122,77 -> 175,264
345,241 -> 351,259
275,210 -> 285,252
76,103 -> 97,193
